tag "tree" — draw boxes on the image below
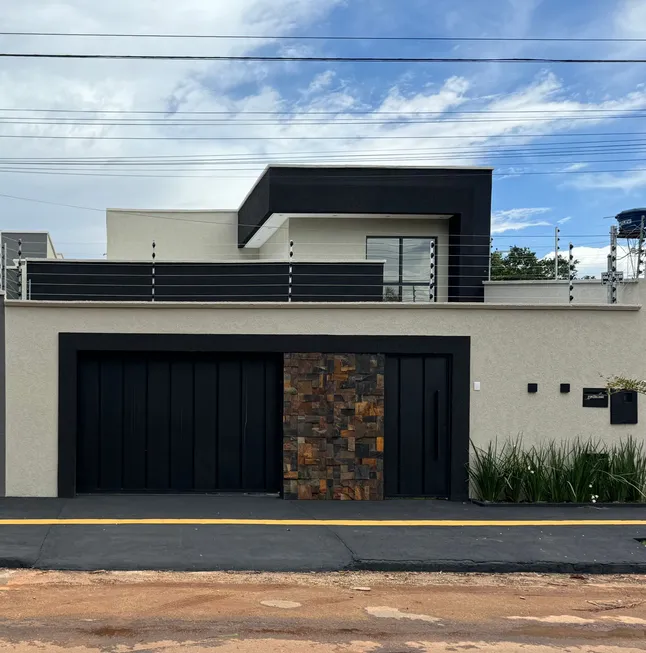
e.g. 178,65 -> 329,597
383,286 -> 399,302
491,245 -> 578,281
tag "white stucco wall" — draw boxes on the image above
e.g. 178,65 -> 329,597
485,280 -> 641,305
106,210 -> 259,261
4,288 -> 645,497
259,222 -> 289,260
105,212 -> 450,299
45,234 -> 57,260
288,217 -> 451,302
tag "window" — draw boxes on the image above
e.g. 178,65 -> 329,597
366,237 -> 436,302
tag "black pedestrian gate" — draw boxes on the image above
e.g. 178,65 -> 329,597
76,352 -> 282,493
384,355 -> 451,497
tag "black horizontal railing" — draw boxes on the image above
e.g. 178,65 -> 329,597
22,260 -> 387,303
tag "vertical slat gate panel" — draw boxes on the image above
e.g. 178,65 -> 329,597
170,361 -> 195,491
77,358 -> 100,492
264,357 -> 281,493
194,360 -> 218,490
384,356 -> 400,497
76,352 -> 282,494
98,358 -> 124,491
147,360 -> 171,490
122,358 -> 148,490
241,358 -> 267,491
398,356 -> 425,496
218,359 -> 242,490
424,356 -> 449,496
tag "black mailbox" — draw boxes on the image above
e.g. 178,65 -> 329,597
610,391 -> 638,425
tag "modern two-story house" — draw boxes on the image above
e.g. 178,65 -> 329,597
23,166 -> 492,303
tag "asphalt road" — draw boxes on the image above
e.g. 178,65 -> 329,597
0,496 -> 645,573
1,569 -> 646,652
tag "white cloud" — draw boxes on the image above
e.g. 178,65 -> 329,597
2,3 -> 646,258
565,169 -> 646,192
557,216 -> 572,225
492,208 -> 552,234
377,76 -> 471,116
561,163 -> 588,173
305,71 -> 336,95
543,245 -> 638,278
615,0 -> 646,38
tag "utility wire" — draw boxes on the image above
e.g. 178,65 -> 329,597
0,190 -> 626,235
1,31 -> 645,43
1,53 -> 646,64
5,140 -> 646,166
3,107 -> 646,115
5,143 -> 646,164
2,131 -> 646,141
3,158 -> 645,174
0,167 -> 643,179
3,139 -> 646,162
5,115 -> 646,125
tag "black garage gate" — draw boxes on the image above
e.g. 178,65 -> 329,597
58,334 -> 470,500
75,352 -> 283,493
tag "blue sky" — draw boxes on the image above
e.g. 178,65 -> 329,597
0,0 -> 645,274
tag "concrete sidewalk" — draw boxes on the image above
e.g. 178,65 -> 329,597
0,496 -> 645,573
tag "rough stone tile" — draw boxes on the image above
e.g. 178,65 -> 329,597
283,353 -> 385,501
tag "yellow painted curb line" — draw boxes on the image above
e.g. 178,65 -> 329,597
0,519 -> 644,527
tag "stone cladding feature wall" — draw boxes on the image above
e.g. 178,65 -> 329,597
283,353 -> 385,500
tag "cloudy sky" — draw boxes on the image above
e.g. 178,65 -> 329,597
0,0 -> 645,275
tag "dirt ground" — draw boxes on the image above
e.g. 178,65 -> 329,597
1,570 -> 646,652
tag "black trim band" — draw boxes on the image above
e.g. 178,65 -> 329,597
238,167 -> 492,302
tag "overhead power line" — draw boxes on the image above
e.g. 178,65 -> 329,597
3,138 -> 646,162
0,167 -> 643,179
1,53 -> 646,64
6,148 -> 646,167
2,107 -> 646,116
1,130 -> 646,141
1,158 -> 644,176
3,141 -> 646,167
1,31 -> 645,43
0,189 -> 624,237
4,114 -> 646,126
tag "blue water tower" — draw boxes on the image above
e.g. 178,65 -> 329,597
615,208 -> 646,238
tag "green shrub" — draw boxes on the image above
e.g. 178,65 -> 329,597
543,441 -> 570,503
501,437 -> 525,503
469,437 -> 646,503
468,441 -> 506,502
604,437 -> 646,503
562,440 -> 606,503
522,446 -> 548,502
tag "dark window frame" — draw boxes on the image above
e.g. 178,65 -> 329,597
365,236 -> 438,302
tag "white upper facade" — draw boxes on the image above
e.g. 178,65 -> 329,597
106,209 -> 453,302
106,209 -> 451,262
